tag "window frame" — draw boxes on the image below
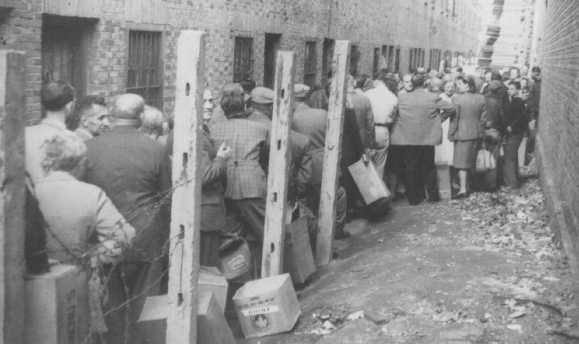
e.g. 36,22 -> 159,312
304,40 -> 317,87
233,36 -> 254,83
126,28 -> 164,109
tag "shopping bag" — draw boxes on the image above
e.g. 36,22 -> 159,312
348,155 -> 392,205
475,148 -> 496,172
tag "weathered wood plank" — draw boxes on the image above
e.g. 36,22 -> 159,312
0,50 -> 26,344
315,40 -> 350,267
261,51 -> 295,278
166,30 -> 205,344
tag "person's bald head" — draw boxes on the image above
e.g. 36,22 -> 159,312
110,94 -> 145,125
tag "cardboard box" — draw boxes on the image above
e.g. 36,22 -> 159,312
198,291 -> 236,344
233,273 -> 301,338
25,264 -> 89,344
284,217 -> 316,284
199,266 -> 228,312
138,292 -> 236,344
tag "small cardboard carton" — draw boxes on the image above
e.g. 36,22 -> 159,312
138,292 -> 235,344
25,264 -> 89,344
198,291 -> 236,344
233,273 -> 301,338
199,266 -> 228,312
284,217 -> 316,284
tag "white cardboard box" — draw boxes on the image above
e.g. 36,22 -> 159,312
233,273 -> 301,338
25,264 -> 89,344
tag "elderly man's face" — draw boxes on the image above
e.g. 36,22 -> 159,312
83,104 -> 110,136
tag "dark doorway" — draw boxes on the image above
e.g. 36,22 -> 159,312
42,15 -> 95,99
322,38 -> 335,85
264,33 -> 281,88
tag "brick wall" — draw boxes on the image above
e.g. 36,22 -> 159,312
536,0 -> 579,271
0,0 -> 483,123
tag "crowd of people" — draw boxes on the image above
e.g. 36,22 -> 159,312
23,61 -> 541,343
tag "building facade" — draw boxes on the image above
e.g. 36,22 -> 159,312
491,0 -> 535,67
0,0 -> 483,123
536,0 -> 579,271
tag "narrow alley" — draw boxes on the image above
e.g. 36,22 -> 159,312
238,176 -> 578,344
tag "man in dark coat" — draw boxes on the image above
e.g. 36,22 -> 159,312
84,93 -> 171,344
503,81 -> 528,188
247,86 -> 313,203
391,73 -> 455,204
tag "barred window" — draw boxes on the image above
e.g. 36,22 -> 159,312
304,41 -> 317,87
127,30 -> 163,108
233,37 -> 254,82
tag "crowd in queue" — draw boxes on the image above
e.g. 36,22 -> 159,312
24,61 -> 541,343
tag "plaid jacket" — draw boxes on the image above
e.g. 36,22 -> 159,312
210,118 -> 269,200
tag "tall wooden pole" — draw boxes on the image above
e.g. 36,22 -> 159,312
0,50 -> 26,344
166,31 -> 205,344
315,40 -> 350,267
261,51 -> 295,278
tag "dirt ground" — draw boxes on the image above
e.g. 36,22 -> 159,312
233,178 -> 579,344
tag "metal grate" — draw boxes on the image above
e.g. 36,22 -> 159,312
233,36 -> 253,82
127,30 -> 163,108
304,41 -> 317,87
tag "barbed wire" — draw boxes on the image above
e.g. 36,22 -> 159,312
30,170 -> 205,344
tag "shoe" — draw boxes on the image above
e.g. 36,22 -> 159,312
454,191 -> 468,199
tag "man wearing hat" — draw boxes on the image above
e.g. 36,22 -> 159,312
84,93 -> 171,344
26,81 -> 77,181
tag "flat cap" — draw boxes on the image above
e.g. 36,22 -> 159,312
251,87 -> 274,104
293,84 -> 311,99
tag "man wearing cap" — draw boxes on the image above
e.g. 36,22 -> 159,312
248,86 -> 313,203
26,81 -> 77,182
292,84 -> 327,149
84,93 -> 171,344
248,86 -> 274,124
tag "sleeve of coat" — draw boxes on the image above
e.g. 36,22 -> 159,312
364,101 -> 376,149
94,188 -> 136,264
201,146 -> 226,187
479,99 -> 488,131
436,98 -> 456,121
295,143 -> 313,200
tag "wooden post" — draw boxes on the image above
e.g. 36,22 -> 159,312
0,50 -> 26,344
261,51 -> 295,278
166,31 -> 205,344
315,40 -> 350,267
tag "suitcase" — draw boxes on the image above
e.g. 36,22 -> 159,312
348,155 -> 392,205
